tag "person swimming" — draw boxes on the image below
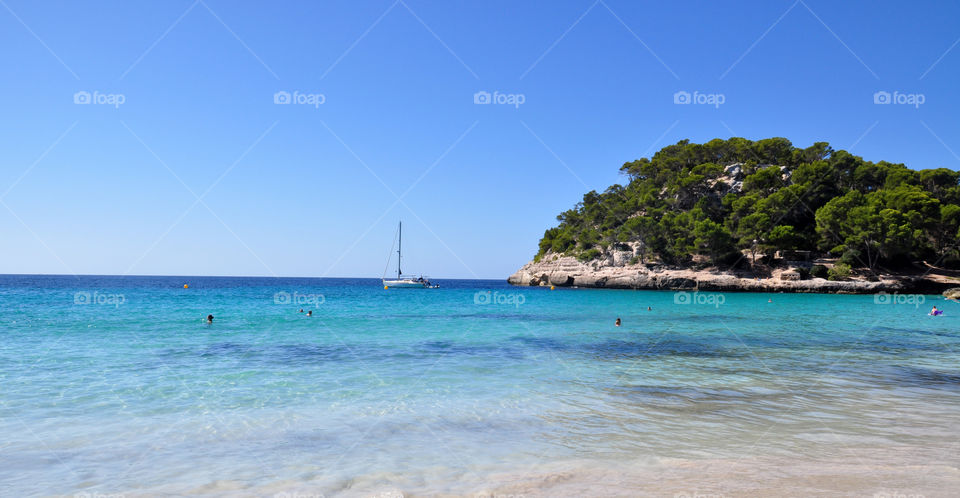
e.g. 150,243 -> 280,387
930,306 -> 943,316
306,310 -> 312,317
298,309 -> 303,313
615,317 -> 621,327
647,306 -> 652,311
206,314 -> 214,323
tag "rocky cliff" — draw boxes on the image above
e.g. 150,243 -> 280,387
507,253 -> 949,294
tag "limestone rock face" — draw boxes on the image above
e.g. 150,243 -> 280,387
507,252 -> 941,294
715,163 -> 745,194
944,288 -> 960,300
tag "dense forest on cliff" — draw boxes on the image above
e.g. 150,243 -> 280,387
536,137 -> 960,270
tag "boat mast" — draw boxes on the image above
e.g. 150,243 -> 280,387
397,221 -> 402,279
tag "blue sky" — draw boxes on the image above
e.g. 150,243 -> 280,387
1,0 -> 958,278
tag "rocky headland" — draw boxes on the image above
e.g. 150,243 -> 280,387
509,138 -> 960,295
508,252 -> 958,294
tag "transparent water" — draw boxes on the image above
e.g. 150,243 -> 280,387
1,276 -> 958,496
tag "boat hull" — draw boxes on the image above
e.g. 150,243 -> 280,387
383,279 -> 433,288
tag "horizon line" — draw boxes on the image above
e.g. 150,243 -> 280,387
0,272 -> 507,280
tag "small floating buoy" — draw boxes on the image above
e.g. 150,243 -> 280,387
550,285 -> 555,290
384,285 -> 388,290
183,284 -> 189,289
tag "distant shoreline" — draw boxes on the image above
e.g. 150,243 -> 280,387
508,255 -> 957,295
0,274 -> 505,281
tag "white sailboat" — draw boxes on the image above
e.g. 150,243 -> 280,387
382,221 -> 438,289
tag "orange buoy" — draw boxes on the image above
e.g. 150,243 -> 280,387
384,285 -> 388,290
183,284 -> 189,289
550,285 -> 555,290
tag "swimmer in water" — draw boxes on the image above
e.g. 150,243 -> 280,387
930,306 -> 942,316
206,314 -> 214,323
615,317 -> 621,327
306,310 -> 313,317
298,309 -> 303,313
647,306 -> 652,311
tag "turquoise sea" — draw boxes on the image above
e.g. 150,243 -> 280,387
2,275 -> 959,497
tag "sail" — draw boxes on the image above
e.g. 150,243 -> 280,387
381,221 -> 437,288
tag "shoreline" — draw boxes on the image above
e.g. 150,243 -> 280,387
507,255 -> 957,295
176,454 -> 960,497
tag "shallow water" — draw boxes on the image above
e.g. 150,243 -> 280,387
1,275 -> 958,496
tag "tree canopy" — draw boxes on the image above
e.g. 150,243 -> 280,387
535,138 -> 960,270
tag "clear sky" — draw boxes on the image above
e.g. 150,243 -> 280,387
1,0 -> 958,278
